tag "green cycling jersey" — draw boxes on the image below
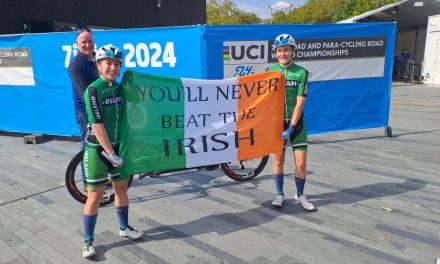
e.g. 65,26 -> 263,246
84,77 -> 123,146
267,63 -> 309,121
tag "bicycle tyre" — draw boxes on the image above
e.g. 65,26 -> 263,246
65,150 -> 134,206
221,155 -> 269,181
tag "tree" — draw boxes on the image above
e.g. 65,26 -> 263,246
334,0 -> 399,21
271,0 -> 347,24
207,0 -> 261,25
271,0 -> 400,24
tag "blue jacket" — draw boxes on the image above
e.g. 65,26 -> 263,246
68,52 -> 97,113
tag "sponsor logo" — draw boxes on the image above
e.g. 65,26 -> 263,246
233,65 -> 258,77
223,45 -> 231,61
224,41 -> 268,64
304,81 -> 309,95
84,151 -> 89,178
286,80 -> 299,87
90,95 -> 101,120
102,96 -> 123,106
230,45 -> 265,60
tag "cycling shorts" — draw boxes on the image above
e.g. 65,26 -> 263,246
83,144 -> 128,188
284,118 -> 307,151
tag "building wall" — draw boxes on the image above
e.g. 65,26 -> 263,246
423,14 -> 440,84
0,0 -> 206,34
395,27 -> 426,64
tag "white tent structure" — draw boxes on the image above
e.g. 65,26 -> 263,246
339,0 -> 440,83
423,14 -> 440,84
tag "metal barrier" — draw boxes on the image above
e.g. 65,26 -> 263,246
409,63 -> 422,83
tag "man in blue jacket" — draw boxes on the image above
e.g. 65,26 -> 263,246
399,48 -> 411,80
68,28 -> 98,190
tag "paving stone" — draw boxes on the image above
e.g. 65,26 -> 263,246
13,229 -> 73,264
11,242 -> 50,264
0,239 -> 21,263
0,83 -> 439,263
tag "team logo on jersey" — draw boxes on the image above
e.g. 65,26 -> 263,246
90,95 -> 101,120
102,96 -> 123,106
286,80 -> 299,87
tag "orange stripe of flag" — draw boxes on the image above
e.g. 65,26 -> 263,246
236,72 -> 285,160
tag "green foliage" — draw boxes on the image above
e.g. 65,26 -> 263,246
271,0 -> 400,24
205,0 -> 399,25
334,0 -> 399,21
207,0 -> 261,25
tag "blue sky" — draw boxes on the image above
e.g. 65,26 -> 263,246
232,0 -> 306,19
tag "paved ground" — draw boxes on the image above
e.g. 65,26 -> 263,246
1,82 -> 439,264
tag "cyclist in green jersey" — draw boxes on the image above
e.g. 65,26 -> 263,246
82,44 -> 142,259
267,34 -> 315,211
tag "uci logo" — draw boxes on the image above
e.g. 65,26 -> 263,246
226,41 -> 268,63
230,45 -> 265,60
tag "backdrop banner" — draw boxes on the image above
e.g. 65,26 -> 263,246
0,26 -> 206,135
0,23 -> 395,137
207,23 -> 396,135
119,70 -> 285,174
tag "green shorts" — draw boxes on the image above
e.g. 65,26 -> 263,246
284,117 -> 307,151
83,144 -> 128,188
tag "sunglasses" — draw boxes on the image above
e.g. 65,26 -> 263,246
76,27 -> 92,37
274,38 -> 290,46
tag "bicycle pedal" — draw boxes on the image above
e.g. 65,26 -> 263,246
106,179 -> 112,186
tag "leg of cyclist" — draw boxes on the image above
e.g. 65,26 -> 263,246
113,179 -> 143,240
82,187 -> 105,258
84,188 -> 105,215
293,149 -> 315,211
82,145 -> 110,258
271,150 -> 286,207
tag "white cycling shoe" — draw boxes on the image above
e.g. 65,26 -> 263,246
82,240 -> 96,258
272,195 -> 284,208
119,225 -> 143,240
294,194 -> 315,211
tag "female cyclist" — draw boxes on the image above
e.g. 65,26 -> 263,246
267,34 -> 315,211
81,44 -> 142,258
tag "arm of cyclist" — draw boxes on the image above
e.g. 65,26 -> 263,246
282,68 -> 309,139
290,96 -> 306,125
282,96 -> 306,139
91,123 -> 123,168
291,68 -> 308,126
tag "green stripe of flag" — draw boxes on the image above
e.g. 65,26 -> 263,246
120,70 -> 186,176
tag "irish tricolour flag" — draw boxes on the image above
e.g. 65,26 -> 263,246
120,70 -> 285,175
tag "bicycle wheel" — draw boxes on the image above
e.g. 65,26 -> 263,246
65,150 -> 133,206
221,155 -> 269,181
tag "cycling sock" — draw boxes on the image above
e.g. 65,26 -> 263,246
295,177 -> 305,197
273,173 -> 284,195
83,214 -> 97,241
115,205 -> 129,230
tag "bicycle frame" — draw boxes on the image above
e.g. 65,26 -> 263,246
138,164 -> 220,179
